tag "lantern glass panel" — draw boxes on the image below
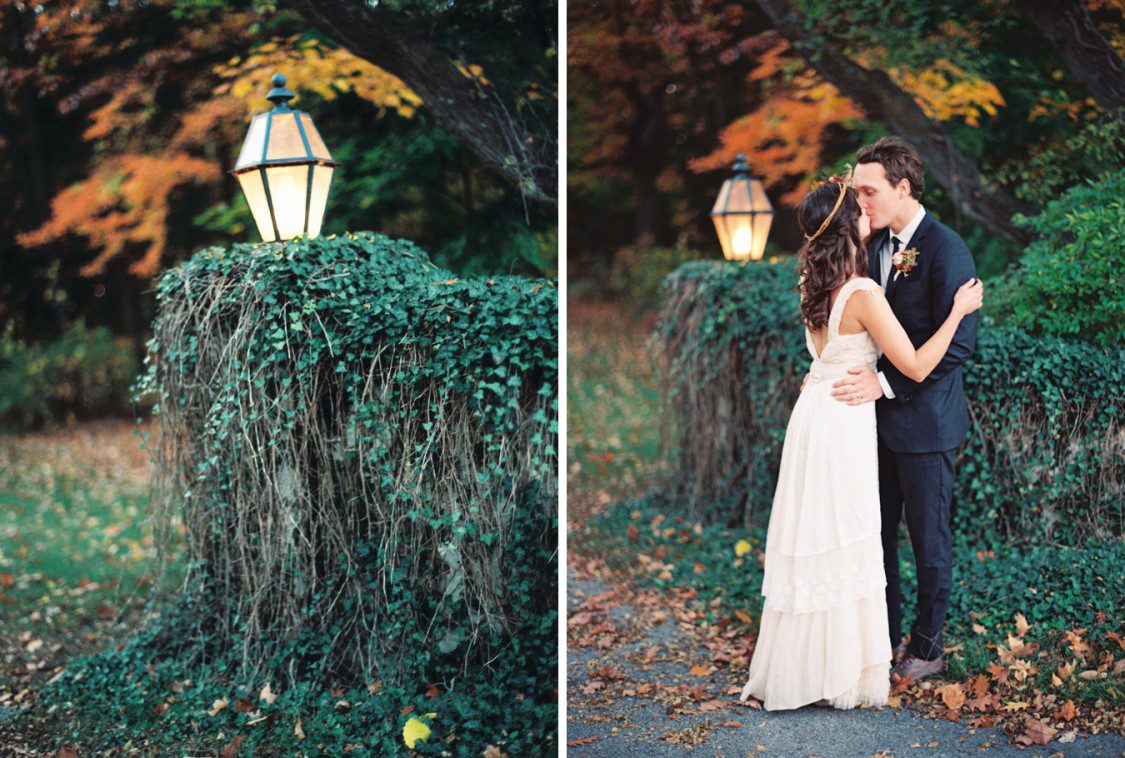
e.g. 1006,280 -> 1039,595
710,180 -> 731,214
237,169 -> 276,242
728,215 -> 755,260
749,179 -> 772,213
263,164 -> 311,240
751,213 -> 773,260
235,115 -> 268,171
726,180 -> 753,213
299,113 -> 332,161
711,215 -> 732,260
265,113 -> 307,161
307,164 -> 334,237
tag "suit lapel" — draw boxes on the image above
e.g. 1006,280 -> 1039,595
867,228 -> 888,286
885,211 -> 934,303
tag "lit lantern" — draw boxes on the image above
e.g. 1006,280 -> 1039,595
710,153 -> 773,262
231,73 -> 338,242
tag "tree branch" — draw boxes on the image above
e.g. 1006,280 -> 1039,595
754,0 -> 1035,244
1018,0 -> 1124,113
282,0 -> 557,207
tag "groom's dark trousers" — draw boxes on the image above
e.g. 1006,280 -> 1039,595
867,212 -> 979,662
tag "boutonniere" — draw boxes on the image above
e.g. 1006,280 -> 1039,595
893,247 -> 920,280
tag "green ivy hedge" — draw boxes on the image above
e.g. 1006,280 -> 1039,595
1000,168 -> 1124,346
0,320 -> 137,430
654,260 -> 1122,544
35,232 -> 558,755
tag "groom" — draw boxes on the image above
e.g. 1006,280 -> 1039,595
831,137 -> 979,684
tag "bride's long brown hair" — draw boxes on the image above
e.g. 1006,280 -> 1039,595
796,182 -> 867,330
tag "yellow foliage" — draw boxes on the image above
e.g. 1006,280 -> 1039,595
691,57 -> 862,206
212,35 -> 422,118
17,154 -> 220,278
885,58 -> 1006,127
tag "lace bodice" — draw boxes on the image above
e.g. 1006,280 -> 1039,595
804,278 -> 880,382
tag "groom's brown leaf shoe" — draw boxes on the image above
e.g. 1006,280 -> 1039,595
890,654 -> 943,685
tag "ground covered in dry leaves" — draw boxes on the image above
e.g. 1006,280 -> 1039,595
566,298 -> 1124,756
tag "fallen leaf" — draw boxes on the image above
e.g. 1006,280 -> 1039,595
938,683 -> 965,711
1056,700 -> 1076,721
1022,718 -> 1057,745
402,716 -> 430,748
689,664 -> 710,677
295,716 -> 305,740
220,734 -> 247,758
1014,613 -> 1030,637
260,682 -> 276,705
1056,660 -> 1076,680
209,698 -> 229,717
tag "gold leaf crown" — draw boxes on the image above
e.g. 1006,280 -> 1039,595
803,164 -> 854,242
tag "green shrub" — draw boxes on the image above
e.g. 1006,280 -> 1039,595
0,320 -> 138,429
607,240 -> 706,311
1000,169 -> 1124,346
654,260 -> 1123,544
30,231 -> 558,755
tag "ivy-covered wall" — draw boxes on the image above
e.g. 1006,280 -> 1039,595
28,231 -> 559,754
654,260 -> 1122,545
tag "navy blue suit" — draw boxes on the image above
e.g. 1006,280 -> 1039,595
867,211 -> 979,661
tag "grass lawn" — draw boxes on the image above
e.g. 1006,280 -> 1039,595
567,297 -> 1124,745
0,420 -> 176,745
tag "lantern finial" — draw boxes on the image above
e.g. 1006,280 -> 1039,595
267,73 -> 295,109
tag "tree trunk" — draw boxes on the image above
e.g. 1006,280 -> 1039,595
282,0 -> 557,208
754,0 -> 1036,245
624,85 -> 664,247
1018,0 -> 1124,113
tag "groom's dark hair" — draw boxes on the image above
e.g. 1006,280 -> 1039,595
857,137 -> 925,199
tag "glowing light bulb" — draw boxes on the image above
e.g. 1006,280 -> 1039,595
732,225 -> 753,257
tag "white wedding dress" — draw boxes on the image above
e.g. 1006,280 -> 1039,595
739,277 -> 892,710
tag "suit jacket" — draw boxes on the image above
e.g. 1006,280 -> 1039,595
867,211 -> 979,453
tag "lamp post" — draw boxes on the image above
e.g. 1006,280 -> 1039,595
231,73 -> 338,242
710,153 -> 773,262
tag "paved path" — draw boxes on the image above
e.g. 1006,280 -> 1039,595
566,568 -> 1125,757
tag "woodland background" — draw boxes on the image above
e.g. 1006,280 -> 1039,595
569,0 -> 1122,332
1,0 -> 557,429
567,0 -> 1122,751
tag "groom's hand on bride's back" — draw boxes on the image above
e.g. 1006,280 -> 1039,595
831,366 -> 884,405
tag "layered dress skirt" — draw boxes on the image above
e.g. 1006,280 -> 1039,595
739,277 -> 892,710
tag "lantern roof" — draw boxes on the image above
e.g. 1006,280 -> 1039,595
710,153 -> 773,218
232,74 -> 338,175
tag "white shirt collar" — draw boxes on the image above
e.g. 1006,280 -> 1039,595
887,204 -> 926,250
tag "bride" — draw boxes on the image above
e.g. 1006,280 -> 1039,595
738,174 -> 983,710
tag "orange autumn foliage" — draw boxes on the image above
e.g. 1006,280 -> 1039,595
692,34 -> 1008,208
689,36 -> 861,206
18,154 -> 220,278
19,18 -> 421,281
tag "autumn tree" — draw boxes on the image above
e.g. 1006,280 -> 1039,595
279,0 -> 559,207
